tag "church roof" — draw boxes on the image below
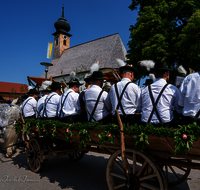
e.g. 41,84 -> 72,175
42,33 -> 127,78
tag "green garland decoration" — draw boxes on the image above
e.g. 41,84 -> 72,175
14,118 -> 199,155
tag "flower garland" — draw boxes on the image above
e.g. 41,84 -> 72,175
14,118 -> 199,155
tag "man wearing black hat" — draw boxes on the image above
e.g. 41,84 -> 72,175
21,89 -> 39,118
141,62 -> 181,127
58,78 -> 83,124
84,71 -> 112,123
77,74 -> 92,122
109,63 -> 141,125
36,81 -> 52,118
42,82 -> 61,120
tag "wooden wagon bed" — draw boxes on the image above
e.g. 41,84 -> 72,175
18,111 -> 200,190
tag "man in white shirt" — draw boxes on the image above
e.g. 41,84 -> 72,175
43,82 -> 61,120
36,81 -> 52,118
58,78 -> 83,124
21,89 -> 39,118
141,62 -> 181,127
109,63 -> 141,125
84,71 -> 112,124
179,72 -> 200,125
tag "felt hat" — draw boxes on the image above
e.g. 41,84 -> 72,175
143,79 -> 153,85
50,82 -> 61,89
27,88 -> 39,95
151,62 -> 172,71
84,74 -> 92,82
90,71 -> 105,80
119,64 -> 138,78
66,78 -> 83,85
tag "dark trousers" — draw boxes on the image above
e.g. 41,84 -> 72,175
98,114 -> 113,124
182,115 -> 200,126
79,111 -> 88,122
59,115 -> 78,124
42,117 -> 57,121
114,114 -> 141,126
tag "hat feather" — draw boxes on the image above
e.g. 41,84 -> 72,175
139,60 -> 155,71
149,73 -> 155,81
28,86 -> 34,91
177,65 -> 187,76
116,58 -> 126,67
41,81 -> 52,90
70,71 -> 76,80
90,62 -> 99,74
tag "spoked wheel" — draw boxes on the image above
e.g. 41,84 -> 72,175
27,138 -> 44,173
68,151 -> 85,161
106,149 -> 167,190
161,157 -> 191,186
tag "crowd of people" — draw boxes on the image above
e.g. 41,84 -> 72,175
21,61 -> 200,128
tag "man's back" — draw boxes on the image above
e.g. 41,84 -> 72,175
142,78 -> 181,124
179,72 -> 200,118
109,78 -> 141,116
85,85 -> 111,122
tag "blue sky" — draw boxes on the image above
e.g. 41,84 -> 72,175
0,0 -> 139,85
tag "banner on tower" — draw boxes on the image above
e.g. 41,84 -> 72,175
47,42 -> 53,59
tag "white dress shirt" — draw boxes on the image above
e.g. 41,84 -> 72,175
84,85 -> 112,122
141,78 -> 181,123
77,89 -> 86,111
0,117 -> 2,127
179,72 -> 200,118
109,78 -> 142,115
21,97 -> 37,117
36,95 -> 48,118
57,89 -> 79,118
43,92 -> 60,118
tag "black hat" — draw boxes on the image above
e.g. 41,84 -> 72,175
50,82 -> 61,89
84,74 -> 92,82
27,88 -> 39,95
151,62 -> 172,71
143,79 -> 153,85
119,64 -> 138,78
90,71 -> 105,80
66,78 -> 83,85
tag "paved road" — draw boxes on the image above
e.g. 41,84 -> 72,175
0,145 -> 200,189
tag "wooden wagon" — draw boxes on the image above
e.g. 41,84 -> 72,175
15,110 -> 200,190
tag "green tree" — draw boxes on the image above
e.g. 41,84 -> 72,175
127,0 -> 200,79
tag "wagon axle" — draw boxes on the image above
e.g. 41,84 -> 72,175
125,173 -> 140,190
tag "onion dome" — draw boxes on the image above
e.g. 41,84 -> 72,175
53,5 -> 72,36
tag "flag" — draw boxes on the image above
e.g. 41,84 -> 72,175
47,42 -> 53,59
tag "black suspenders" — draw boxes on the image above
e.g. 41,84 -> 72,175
147,84 -> 169,124
59,91 -> 72,118
43,94 -> 56,118
22,98 -> 31,117
114,82 -> 131,116
85,90 -> 104,122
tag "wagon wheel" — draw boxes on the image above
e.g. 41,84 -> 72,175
68,151 -> 85,161
106,149 -> 167,190
161,157 -> 191,186
27,138 -> 44,173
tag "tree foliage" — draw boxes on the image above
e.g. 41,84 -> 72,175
127,0 -> 200,79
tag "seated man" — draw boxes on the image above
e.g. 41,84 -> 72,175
58,78 -> 83,124
141,62 -> 181,127
42,82 -> 61,120
36,81 -> 52,118
179,71 -> 200,125
109,63 -> 141,125
84,71 -> 112,124
21,88 -> 39,118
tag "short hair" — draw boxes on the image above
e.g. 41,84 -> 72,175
69,84 -> 79,88
154,70 -> 168,78
122,70 -> 133,75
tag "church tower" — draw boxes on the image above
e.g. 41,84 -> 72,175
52,5 -> 72,60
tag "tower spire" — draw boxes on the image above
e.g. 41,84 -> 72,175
62,4 -> 64,18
